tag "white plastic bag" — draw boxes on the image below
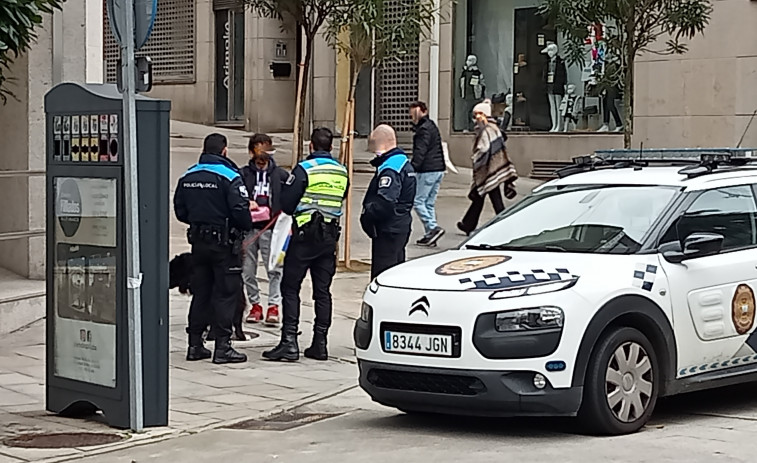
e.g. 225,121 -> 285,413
443,141 -> 459,174
268,214 -> 293,272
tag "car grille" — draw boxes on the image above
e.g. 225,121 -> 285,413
367,368 -> 487,396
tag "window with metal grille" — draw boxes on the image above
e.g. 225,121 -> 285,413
103,0 -> 196,84
375,0 -> 420,134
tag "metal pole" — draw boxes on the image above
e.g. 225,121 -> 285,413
428,0 -> 441,123
119,0 -> 144,432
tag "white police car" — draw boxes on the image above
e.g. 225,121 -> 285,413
354,150 -> 757,435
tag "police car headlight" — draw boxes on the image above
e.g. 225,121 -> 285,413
495,307 -> 563,332
489,279 -> 577,300
360,302 -> 373,322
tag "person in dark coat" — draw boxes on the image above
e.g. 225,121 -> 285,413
360,124 -> 417,280
239,133 -> 289,325
410,101 -> 446,247
173,133 -> 253,364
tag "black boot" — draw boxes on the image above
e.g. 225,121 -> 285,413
212,337 -> 248,364
187,333 -> 211,361
304,325 -> 328,361
262,325 -> 299,362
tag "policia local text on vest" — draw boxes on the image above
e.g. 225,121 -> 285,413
263,128 -> 349,362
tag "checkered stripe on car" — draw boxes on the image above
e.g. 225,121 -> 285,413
458,268 -> 576,290
632,263 -> 658,292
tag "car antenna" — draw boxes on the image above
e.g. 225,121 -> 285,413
737,108 -> 757,149
635,142 -> 644,170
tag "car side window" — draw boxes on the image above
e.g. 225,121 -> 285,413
663,185 -> 757,252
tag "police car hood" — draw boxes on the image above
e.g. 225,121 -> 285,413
375,249 -> 644,293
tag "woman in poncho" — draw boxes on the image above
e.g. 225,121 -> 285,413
457,99 -> 518,235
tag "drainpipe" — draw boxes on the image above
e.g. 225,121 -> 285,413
52,10 -> 63,84
428,0 -> 441,123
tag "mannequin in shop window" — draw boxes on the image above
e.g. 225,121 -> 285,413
559,84 -> 579,132
460,55 -> 486,131
541,43 -> 567,132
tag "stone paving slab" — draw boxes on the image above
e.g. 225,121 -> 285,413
0,278 -> 360,462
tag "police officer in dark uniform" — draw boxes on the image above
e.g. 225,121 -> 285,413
360,124 -> 417,280
263,128 -> 349,362
174,133 -> 253,364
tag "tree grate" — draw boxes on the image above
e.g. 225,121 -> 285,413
2,432 -> 125,449
224,411 -> 343,431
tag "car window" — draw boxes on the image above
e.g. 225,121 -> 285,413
464,185 -> 679,254
662,185 -> 757,251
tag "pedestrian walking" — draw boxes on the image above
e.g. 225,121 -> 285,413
263,128 -> 349,362
173,133 -> 253,364
457,99 -> 518,235
409,101 -> 446,247
360,124 -> 417,280
240,133 -> 288,326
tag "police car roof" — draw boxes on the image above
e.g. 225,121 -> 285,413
543,165 -> 757,191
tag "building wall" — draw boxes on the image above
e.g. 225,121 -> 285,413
144,0 -> 214,126
634,0 -> 757,149
244,11 -> 297,133
0,0 -> 101,280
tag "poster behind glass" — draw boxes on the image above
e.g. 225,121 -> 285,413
53,177 -> 117,388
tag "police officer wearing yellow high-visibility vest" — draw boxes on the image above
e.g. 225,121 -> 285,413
263,128 -> 349,362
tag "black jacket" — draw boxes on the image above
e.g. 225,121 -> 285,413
543,56 -> 568,96
360,148 -> 417,237
240,157 -> 289,228
411,116 -> 445,173
173,153 -> 253,233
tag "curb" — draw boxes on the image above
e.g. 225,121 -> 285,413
36,379 -> 359,463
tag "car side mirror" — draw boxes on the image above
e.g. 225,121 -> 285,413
661,232 -> 724,263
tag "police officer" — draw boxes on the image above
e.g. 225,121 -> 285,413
174,133 -> 253,364
263,128 -> 349,362
360,124 -> 417,280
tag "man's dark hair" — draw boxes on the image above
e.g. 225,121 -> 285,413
203,133 -> 228,155
310,127 -> 333,152
248,133 -> 273,151
410,101 -> 428,113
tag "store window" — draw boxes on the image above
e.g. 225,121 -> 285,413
452,0 -> 622,134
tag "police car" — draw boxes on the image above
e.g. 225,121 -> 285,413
354,149 -> 757,435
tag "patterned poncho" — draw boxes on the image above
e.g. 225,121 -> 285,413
471,119 -> 518,196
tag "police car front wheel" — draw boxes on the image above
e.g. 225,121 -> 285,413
579,327 -> 659,435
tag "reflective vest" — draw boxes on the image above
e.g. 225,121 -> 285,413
294,157 -> 349,227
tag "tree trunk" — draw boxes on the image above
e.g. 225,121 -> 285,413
291,32 -> 315,167
340,66 -> 362,269
623,16 -> 635,150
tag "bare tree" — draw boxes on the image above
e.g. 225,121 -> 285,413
540,0 -> 712,148
324,0 -> 436,267
246,0 -> 349,165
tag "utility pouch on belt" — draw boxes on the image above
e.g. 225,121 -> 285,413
189,225 -> 224,245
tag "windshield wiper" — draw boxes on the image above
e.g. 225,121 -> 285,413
465,244 -> 567,252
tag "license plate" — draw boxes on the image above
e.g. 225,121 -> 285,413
383,331 -> 453,357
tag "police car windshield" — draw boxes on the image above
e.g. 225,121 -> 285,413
465,185 -> 679,254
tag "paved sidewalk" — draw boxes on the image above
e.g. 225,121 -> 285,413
0,272 -> 366,463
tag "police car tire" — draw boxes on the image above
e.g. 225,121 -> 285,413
578,326 -> 659,436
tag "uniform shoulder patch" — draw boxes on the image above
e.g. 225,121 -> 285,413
379,176 -> 392,188
286,174 -> 296,185
239,185 -> 249,198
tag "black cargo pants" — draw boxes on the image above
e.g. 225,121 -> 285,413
187,240 -> 242,345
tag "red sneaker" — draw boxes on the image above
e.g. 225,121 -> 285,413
265,305 -> 280,325
246,304 -> 263,323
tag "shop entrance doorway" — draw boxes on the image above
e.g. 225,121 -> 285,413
512,7 -> 555,132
